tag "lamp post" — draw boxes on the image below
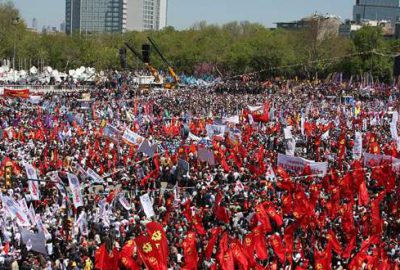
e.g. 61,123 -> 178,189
12,17 -> 20,72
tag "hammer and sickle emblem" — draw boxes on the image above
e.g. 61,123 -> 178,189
143,243 -> 153,253
316,263 -> 324,270
151,231 -> 162,241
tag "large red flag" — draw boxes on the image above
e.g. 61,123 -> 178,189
205,227 -> 222,260
255,204 -> 272,232
146,222 -> 168,270
266,205 -> 283,227
269,234 -> 286,263
314,245 -> 332,270
217,232 -> 234,270
370,191 -> 386,235
182,232 -> 198,270
242,233 -> 257,267
326,230 -> 342,255
252,226 -> 268,260
120,240 -> 141,270
230,239 -> 249,270
135,235 -> 165,270
358,180 -> 370,206
94,243 -> 120,270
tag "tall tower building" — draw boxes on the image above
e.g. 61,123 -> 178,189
65,0 -> 127,34
126,0 -> 167,31
353,0 -> 400,24
32,18 -> 38,30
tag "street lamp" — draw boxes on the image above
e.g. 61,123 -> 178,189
12,17 -> 20,72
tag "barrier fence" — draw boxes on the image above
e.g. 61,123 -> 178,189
0,85 -> 88,95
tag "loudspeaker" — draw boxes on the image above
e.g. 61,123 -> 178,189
119,48 -> 127,69
393,55 -> 400,77
142,44 -> 151,63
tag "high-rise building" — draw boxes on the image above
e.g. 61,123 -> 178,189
32,18 -> 38,30
126,0 -> 167,31
60,21 -> 66,32
65,0 -> 127,34
65,0 -> 167,34
353,0 -> 400,24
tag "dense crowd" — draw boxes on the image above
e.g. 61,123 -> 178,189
0,79 -> 399,270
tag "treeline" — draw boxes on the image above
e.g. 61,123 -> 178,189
1,1 -> 400,81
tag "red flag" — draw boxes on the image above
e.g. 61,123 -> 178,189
230,239 -> 249,270
255,204 -> 272,232
314,245 -> 332,270
120,240 -> 140,270
182,232 -> 198,270
326,230 -> 342,255
146,222 -> 168,270
94,243 -> 119,270
358,180 -> 369,206
205,227 -> 222,260
371,191 -> 386,235
242,233 -> 257,267
266,205 -> 283,227
342,235 -> 356,259
135,235 -> 165,270
269,234 -> 286,263
252,226 -> 268,260
217,232 -> 234,270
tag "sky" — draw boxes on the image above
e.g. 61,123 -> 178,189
10,0 -> 354,30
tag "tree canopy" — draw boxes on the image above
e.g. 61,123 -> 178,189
0,1 -> 397,81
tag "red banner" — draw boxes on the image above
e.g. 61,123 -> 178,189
4,88 -> 30,99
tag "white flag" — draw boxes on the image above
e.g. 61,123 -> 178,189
67,173 -> 83,208
86,168 -> 104,184
140,193 -> 155,219
353,132 -> 362,160
24,163 -> 41,201
118,194 -> 131,210
1,195 -> 30,227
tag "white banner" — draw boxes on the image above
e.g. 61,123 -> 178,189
24,163 -> 41,201
353,132 -> 363,160
67,173 -> 83,208
1,195 -> 30,227
222,115 -> 240,124
18,199 -> 36,226
285,138 -> 296,156
122,129 -> 144,147
300,116 -> 305,136
390,122 -> 398,140
277,153 -> 328,176
86,168 -> 104,184
247,105 -> 263,112
206,124 -> 226,139
284,127 -> 293,139
140,193 -> 155,219
118,194 -> 132,210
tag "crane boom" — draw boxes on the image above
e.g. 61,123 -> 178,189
147,37 -> 179,87
124,42 -> 161,83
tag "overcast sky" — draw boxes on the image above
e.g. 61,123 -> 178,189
11,0 -> 354,30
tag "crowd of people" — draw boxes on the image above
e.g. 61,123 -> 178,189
0,79 -> 399,270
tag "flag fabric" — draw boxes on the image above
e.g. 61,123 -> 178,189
217,232 -> 234,270
24,163 -> 41,201
67,173 -> 84,208
205,227 -> 221,260
135,235 -> 165,270
94,243 -> 119,270
182,232 -> 198,270
120,240 -> 140,270
146,222 -> 168,269
1,195 -> 30,227
140,193 -> 155,219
